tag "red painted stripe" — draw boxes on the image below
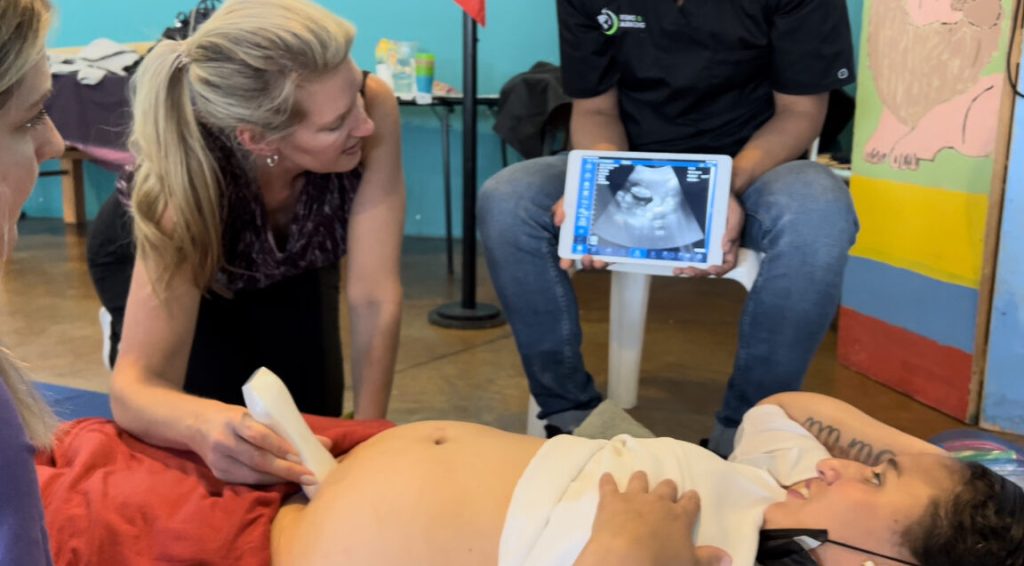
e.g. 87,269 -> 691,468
837,307 -> 973,420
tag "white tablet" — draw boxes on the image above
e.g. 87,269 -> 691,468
558,149 -> 732,272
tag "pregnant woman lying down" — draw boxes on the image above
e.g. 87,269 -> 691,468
270,392 -> 1024,566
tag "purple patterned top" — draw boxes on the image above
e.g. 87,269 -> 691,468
0,381 -> 53,565
117,129 -> 360,292
215,167 -> 360,291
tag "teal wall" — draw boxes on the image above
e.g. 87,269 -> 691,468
33,0 -> 863,237
847,0 -> 863,73
34,0 -> 559,236
45,1 -> 558,95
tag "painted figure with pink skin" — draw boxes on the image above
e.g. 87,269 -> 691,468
863,0 -> 1004,170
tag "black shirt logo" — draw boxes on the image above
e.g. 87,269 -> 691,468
597,8 -> 619,35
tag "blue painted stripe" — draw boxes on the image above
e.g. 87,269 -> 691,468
841,256 -> 977,353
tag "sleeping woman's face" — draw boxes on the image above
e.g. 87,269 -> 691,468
762,454 -> 962,565
0,56 -> 64,262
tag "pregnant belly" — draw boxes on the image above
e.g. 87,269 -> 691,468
271,421 -> 544,566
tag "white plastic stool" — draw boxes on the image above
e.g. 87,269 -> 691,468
527,396 -> 545,437
607,248 -> 762,409
526,248 -> 763,436
99,306 -> 113,371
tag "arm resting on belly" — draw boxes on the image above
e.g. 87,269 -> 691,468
575,472 -> 731,566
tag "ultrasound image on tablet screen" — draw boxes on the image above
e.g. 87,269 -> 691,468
571,156 -> 717,262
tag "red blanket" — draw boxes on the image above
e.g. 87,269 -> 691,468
35,416 -> 394,566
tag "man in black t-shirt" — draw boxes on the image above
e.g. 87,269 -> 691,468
479,0 -> 859,455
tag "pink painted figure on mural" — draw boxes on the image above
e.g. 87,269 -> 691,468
863,0 -> 1004,170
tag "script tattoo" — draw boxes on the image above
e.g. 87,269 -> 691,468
802,417 -> 896,466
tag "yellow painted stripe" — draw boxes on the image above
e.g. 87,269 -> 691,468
849,176 -> 987,288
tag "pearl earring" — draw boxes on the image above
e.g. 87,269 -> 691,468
266,154 -> 280,168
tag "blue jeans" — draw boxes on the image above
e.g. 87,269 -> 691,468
478,154 -> 858,433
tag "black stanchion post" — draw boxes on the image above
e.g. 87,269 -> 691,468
428,13 -> 505,329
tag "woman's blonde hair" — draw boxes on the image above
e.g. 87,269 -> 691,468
0,352 -> 58,449
0,0 -> 52,108
0,0 -> 60,449
129,0 -> 356,291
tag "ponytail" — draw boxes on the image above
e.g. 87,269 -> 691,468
126,0 -> 356,293
129,41 -> 223,290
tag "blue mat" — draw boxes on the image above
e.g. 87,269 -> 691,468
35,382 -> 113,420
932,429 -> 1024,489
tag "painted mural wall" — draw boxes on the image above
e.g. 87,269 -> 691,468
838,0 -> 1015,420
981,57 -> 1024,434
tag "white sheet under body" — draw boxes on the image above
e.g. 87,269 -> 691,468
498,405 -> 829,566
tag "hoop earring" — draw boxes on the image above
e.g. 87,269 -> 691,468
266,154 -> 280,168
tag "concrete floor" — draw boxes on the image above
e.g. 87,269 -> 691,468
0,219 -> 977,443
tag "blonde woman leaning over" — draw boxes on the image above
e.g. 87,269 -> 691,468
0,0 -> 66,563
85,0 -> 405,487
